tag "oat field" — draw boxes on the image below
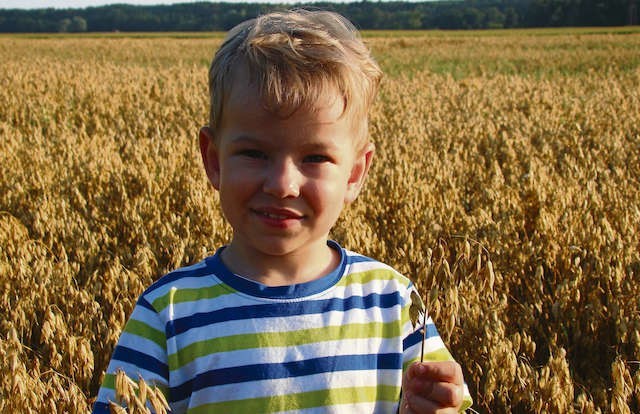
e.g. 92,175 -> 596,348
1,27 -> 639,413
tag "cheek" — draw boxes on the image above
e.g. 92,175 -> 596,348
217,168 -> 256,206
220,159 -> 257,184
303,176 -> 347,208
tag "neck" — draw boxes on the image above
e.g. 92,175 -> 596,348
220,241 -> 340,287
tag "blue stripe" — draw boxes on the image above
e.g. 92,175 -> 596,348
403,324 -> 440,351
91,401 -> 110,413
166,292 -> 401,339
345,254 -> 377,264
112,345 -> 169,380
170,353 -> 403,402
136,296 -> 155,312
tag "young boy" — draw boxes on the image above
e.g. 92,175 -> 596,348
94,9 -> 472,413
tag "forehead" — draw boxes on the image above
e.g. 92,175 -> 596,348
221,67 -> 346,126
227,63 -> 344,114
216,64 -> 367,150
230,86 -> 343,121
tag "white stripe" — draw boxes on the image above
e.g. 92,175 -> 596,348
117,331 -> 166,362
128,304 -> 165,331
345,258 -> 396,273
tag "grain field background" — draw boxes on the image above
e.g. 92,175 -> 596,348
1,28 -> 639,412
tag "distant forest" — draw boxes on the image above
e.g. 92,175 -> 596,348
0,0 -> 637,33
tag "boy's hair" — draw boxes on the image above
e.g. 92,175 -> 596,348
207,9 -> 382,148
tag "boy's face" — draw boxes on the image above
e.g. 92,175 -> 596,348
199,75 -> 373,267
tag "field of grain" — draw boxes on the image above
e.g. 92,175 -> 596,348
1,27 -> 639,413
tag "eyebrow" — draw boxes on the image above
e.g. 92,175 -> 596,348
228,135 -> 341,151
228,135 -> 259,144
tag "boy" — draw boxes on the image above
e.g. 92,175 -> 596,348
93,9 -> 472,413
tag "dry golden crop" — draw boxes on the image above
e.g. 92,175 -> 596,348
1,28 -> 639,413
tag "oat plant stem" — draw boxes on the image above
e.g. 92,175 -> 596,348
420,304 -> 427,363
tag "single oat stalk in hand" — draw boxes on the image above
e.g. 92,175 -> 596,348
409,289 -> 427,362
409,248 -> 431,362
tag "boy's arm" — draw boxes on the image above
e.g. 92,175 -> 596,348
401,286 -> 473,413
92,296 -> 169,413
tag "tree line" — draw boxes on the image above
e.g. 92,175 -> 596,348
0,0 -> 637,33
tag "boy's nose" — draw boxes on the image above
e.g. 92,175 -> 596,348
262,159 -> 301,198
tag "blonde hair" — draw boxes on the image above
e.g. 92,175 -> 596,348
206,9 -> 382,147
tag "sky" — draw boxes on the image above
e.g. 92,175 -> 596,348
0,0 -> 300,9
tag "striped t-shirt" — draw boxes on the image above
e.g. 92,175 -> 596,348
93,241 -> 472,413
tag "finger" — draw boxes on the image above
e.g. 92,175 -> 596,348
399,391 -> 416,414
404,391 -> 460,414
399,400 -> 415,414
409,380 -> 464,408
409,361 -> 464,385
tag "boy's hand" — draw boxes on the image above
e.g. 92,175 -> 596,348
400,361 -> 465,414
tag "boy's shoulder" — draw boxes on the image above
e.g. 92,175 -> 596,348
138,254 -> 220,306
340,246 -> 414,290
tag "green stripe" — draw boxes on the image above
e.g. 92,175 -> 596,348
338,268 -> 409,288
423,347 -> 453,362
151,283 -> 233,311
187,385 -> 400,413
102,372 -> 116,390
124,319 -> 166,350
461,395 -> 474,411
169,320 -> 401,369
403,347 -> 453,371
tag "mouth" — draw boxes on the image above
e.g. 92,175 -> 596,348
259,211 -> 294,220
253,208 -> 304,221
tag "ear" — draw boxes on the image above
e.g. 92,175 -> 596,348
199,126 -> 221,190
345,142 -> 375,204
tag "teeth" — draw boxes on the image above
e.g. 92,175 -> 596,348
263,212 -> 288,219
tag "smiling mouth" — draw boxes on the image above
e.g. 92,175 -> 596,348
254,209 -> 303,220
261,212 -> 290,220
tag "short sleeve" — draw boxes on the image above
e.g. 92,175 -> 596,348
92,296 -> 169,413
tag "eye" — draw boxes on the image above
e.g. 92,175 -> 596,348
238,149 -> 267,160
303,154 -> 331,163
